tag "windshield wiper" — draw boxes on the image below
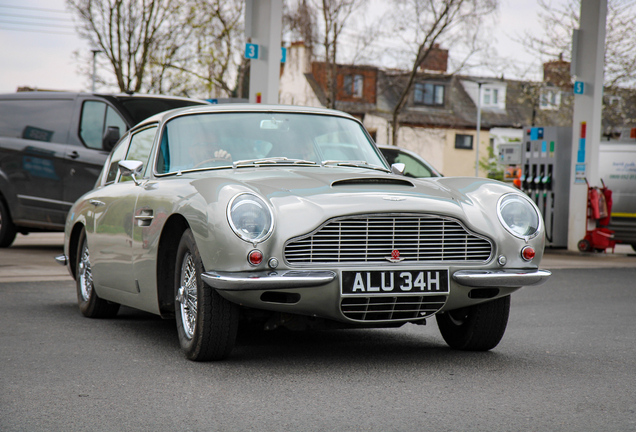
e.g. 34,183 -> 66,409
320,160 -> 390,173
232,157 -> 318,169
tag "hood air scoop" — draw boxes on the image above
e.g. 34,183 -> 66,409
332,178 -> 414,187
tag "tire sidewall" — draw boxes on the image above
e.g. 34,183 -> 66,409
0,198 -> 17,248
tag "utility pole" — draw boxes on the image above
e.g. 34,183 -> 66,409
91,49 -> 102,93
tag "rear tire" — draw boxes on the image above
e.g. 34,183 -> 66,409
76,228 -> 120,318
436,296 -> 510,351
174,229 -> 238,361
0,199 -> 17,248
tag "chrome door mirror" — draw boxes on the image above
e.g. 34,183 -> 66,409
391,163 -> 406,175
119,160 -> 144,185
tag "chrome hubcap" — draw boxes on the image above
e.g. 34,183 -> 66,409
78,241 -> 93,301
177,252 -> 197,339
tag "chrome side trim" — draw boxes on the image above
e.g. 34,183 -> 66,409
55,254 -> 68,266
202,270 -> 337,291
452,269 -> 551,287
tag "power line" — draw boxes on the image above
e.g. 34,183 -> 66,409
0,19 -> 75,29
0,26 -> 76,35
0,4 -> 71,14
0,12 -> 75,22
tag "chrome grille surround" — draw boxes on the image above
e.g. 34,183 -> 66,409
284,213 -> 493,265
340,295 -> 447,322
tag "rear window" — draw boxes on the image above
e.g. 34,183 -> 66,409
117,98 -> 205,125
0,98 -> 74,143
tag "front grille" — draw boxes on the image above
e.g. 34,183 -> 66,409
341,295 -> 447,321
284,214 -> 492,264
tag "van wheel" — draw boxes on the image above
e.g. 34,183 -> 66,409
174,229 -> 238,361
76,228 -> 120,318
0,199 -> 17,248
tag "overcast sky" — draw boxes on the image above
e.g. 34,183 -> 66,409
0,0 -> 556,95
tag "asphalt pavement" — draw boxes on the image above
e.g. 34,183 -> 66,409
1,233 -> 635,431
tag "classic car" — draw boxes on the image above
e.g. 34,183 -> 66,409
378,145 -> 442,178
58,104 -> 551,361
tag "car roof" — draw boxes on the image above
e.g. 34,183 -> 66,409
134,104 -> 360,128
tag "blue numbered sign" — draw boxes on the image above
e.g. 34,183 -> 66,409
574,81 -> 585,95
245,43 -> 259,60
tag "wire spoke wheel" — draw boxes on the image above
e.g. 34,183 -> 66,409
78,241 -> 93,302
178,252 -> 198,339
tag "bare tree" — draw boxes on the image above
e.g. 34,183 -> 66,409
523,0 -> 636,88
387,0 -> 497,147
67,0 -> 184,93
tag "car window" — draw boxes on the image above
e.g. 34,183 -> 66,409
156,112 -> 386,174
382,148 -> 435,178
0,98 -> 74,143
120,126 -> 157,182
80,101 -> 127,149
104,135 -> 130,184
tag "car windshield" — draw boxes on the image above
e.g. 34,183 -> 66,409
155,112 -> 387,174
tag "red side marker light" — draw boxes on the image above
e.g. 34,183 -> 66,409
521,246 -> 535,261
248,250 -> 263,266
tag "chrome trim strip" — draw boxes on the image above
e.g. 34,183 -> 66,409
54,255 -> 68,266
201,270 -> 337,291
452,269 -> 551,287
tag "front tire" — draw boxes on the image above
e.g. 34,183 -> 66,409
436,296 -> 510,351
174,229 -> 238,361
0,199 -> 17,248
76,228 -> 120,318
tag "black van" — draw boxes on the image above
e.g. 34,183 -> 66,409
0,91 -> 207,247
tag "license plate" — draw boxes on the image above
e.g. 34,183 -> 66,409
341,270 -> 449,295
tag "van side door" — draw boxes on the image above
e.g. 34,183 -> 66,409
63,98 -> 129,204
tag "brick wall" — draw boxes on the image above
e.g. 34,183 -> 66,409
311,62 -> 377,104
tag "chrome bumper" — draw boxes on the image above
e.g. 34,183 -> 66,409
452,269 -> 551,287
202,270 -> 337,291
55,254 -> 68,266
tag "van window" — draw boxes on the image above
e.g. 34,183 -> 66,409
0,98 -> 74,143
80,101 -> 127,149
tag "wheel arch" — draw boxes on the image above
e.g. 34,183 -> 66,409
157,213 -> 190,318
68,222 -> 87,280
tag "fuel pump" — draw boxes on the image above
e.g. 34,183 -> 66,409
521,127 -> 572,247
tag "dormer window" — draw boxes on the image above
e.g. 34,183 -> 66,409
344,74 -> 364,98
540,88 -> 561,110
482,88 -> 499,106
414,83 -> 444,106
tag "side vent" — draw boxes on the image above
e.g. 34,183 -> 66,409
332,178 -> 414,187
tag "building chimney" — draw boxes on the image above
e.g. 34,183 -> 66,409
543,58 -> 572,88
420,44 -> 448,73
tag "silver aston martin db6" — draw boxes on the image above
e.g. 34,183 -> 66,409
59,104 -> 551,361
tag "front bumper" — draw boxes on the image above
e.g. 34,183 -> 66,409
203,268 -> 550,291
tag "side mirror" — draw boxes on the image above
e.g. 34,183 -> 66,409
118,160 -> 144,185
102,126 -> 121,152
391,163 -> 406,175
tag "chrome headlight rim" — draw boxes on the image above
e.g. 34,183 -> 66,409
496,192 -> 542,241
227,192 -> 275,245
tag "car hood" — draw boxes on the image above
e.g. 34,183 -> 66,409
190,167 -> 517,237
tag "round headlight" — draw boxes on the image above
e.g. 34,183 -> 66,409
227,193 -> 274,244
497,193 -> 541,239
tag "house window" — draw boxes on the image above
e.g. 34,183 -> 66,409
344,74 -> 364,97
414,83 -> 444,106
482,88 -> 500,106
455,134 -> 473,149
540,88 -> 561,110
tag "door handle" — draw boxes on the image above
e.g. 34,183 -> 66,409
68,151 -> 79,159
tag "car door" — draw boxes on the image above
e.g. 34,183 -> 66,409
90,125 -> 158,294
64,99 -> 129,204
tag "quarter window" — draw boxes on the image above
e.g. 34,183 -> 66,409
104,136 -> 130,184
121,126 -> 157,181
414,83 -> 444,106
80,101 -> 127,149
